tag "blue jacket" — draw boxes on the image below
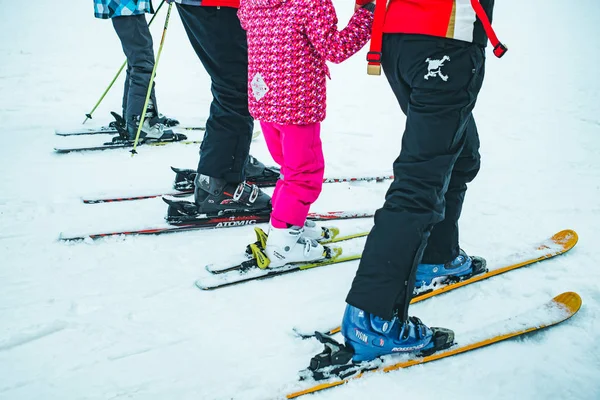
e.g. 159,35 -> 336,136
94,0 -> 154,19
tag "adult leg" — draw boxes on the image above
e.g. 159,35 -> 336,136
383,39 -> 484,265
122,64 -> 131,118
421,114 -> 482,264
346,35 -> 486,321
112,14 -> 158,122
176,5 -> 253,184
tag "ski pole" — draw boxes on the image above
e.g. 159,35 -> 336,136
82,0 -> 165,124
131,2 -> 173,156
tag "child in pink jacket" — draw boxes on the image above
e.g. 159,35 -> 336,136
238,0 -> 374,267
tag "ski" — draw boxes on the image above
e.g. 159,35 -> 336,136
293,229 -> 578,339
58,209 -> 375,242
196,235 -> 366,291
54,124 -> 206,136
54,139 -> 201,154
285,291 -> 582,399
55,129 -> 260,154
205,227 -> 369,275
81,174 -> 394,204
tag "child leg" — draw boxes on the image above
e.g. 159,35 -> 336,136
271,123 -> 325,227
260,121 -> 286,228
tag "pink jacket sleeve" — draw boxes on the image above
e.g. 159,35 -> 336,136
237,5 -> 246,30
303,0 -> 374,64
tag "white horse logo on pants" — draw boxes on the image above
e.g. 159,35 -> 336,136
424,56 -> 450,81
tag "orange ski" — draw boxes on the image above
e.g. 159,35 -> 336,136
311,229 -> 578,337
286,292 -> 582,399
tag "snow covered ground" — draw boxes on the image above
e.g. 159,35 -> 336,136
1,1 -> 599,399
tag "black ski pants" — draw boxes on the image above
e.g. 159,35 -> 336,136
112,14 -> 158,122
346,34 -> 486,321
176,5 -> 254,184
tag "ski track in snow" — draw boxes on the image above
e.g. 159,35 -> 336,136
1,1 -> 600,399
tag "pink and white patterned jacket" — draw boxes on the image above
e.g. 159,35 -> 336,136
238,0 -> 373,125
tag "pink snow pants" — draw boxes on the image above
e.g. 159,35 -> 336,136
260,121 -> 325,228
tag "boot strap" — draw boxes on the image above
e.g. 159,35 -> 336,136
233,183 -> 259,204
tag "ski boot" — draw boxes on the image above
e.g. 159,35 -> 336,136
145,100 -> 180,127
118,115 -> 185,143
165,174 -> 272,224
302,220 -> 339,242
244,221 -> 337,262
245,155 -> 281,186
154,113 -> 180,127
414,250 -> 487,294
112,100 -> 186,144
261,224 -> 328,268
171,166 -> 197,191
304,306 -> 454,381
171,156 -> 280,192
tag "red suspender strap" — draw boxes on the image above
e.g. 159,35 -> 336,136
470,0 -> 507,58
366,0 -> 387,75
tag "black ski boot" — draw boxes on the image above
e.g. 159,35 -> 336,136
172,167 -> 197,191
245,155 -> 281,186
166,174 -> 272,224
171,156 -> 280,192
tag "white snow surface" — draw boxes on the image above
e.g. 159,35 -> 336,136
1,1 -> 599,399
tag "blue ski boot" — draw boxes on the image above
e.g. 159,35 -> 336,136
341,304 -> 454,362
415,250 -> 486,291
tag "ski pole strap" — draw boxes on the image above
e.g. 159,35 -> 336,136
470,0 -> 507,58
366,0 -> 387,75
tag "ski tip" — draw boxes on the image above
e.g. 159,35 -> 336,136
204,264 -> 215,273
552,230 -> 578,249
194,280 -> 210,291
552,292 -> 582,315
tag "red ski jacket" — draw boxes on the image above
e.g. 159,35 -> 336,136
356,0 -> 493,45
357,0 -> 506,74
